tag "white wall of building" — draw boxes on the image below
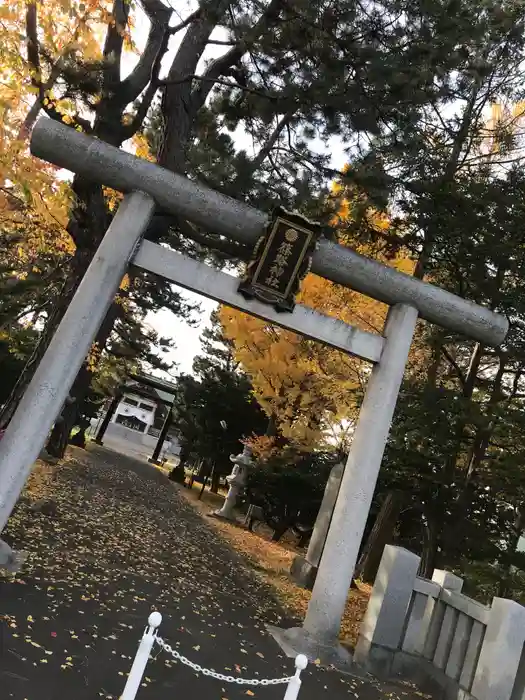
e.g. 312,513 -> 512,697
113,392 -> 156,433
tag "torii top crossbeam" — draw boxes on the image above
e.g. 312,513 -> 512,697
30,118 -> 508,347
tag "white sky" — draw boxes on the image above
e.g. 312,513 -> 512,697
128,2 -> 348,377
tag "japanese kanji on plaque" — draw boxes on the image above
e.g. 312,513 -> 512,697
238,207 -> 321,312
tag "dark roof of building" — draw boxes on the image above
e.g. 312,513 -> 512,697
124,373 -> 177,406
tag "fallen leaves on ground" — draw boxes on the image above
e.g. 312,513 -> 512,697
0,445 -> 429,700
181,484 -> 371,648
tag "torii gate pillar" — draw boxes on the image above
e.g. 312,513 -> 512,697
0,191 -> 155,533
269,304 -> 418,666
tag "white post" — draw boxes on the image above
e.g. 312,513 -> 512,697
303,304 -> 419,643
121,612 -> 162,700
283,655 -> 308,700
0,191 -> 155,532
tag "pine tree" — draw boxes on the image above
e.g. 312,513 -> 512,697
0,0 -> 179,444
171,310 -> 267,484
323,4 -> 525,580
192,309 -> 239,377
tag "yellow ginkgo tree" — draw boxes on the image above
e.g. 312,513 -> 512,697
220,194 -> 414,451
0,0 -> 176,444
0,0 -> 112,329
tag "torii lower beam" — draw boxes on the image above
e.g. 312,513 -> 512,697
133,240 -> 384,363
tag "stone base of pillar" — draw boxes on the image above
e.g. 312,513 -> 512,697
267,625 -> 365,676
290,556 -> 318,590
0,539 -> 26,573
94,438 -> 104,445
39,449 -> 59,465
208,511 -> 238,523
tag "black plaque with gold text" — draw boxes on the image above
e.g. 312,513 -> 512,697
238,208 -> 321,312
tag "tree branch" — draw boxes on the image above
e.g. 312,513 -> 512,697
168,7 -> 201,35
158,0 -> 233,172
246,112 -> 294,174
116,0 -> 172,106
189,0 -> 286,114
441,346 -> 466,387
206,39 -> 238,46
121,23 -> 171,138
159,74 -> 279,101
25,1 -> 92,133
26,1 -> 40,80
101,0 -> 130,92
176,218 -> 252,262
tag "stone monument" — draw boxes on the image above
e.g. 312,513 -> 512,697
213,445 -> 253,520
290,462 -> 344,589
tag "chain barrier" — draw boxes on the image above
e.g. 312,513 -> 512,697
120,612 -> 307,700
155,636 -> 293,686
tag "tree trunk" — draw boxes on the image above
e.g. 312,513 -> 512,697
266,414 -> 278,437
497,505 -> 525,597
355,490 -> 405,583
0,180 -> 111,429
198,478 -> 208,500
198,464 -> 212,500
210,470 -> 220,494
0,266 -> 76,428
45,366 -> 92,457
440,353 -> 506,559
69,427 -> 87,448
44,299 -> 120,458
296,529 -> 311,548
271,524 -> 289,542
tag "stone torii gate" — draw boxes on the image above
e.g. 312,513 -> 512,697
0,118 -> 508,665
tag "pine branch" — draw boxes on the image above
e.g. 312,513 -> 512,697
441,346 -> 466,388
121,23 -> 171,138
206,39 -> 238,46
101,0 -> 130,91
159,74 -> 279,101
157,0 -> 233,171
189,0 -> 286,114
168,8 -> 201,35
246,112 -> 294,175
176,218 -> 252,262
143,213 -> 251,263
